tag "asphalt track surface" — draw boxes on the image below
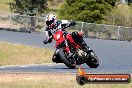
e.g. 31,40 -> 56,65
0,30 -> 132,74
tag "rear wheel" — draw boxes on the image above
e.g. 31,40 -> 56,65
85,49 -> 99,68
59,48 -> 76,69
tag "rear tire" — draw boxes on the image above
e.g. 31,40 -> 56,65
59,48 -> 76,69
85,50 -> 99,68
86,55 -> 99,68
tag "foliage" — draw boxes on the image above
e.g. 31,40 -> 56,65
105,0 -> 117,6
9,0 -> 49,31
10,0 -> 48,16
59,0 -> 116,23
103,4 -> 132,27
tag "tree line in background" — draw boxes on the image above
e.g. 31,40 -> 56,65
59,0 -> 117,23
10,0 -> 48,31
9,0 -> 132,27
102,3 -> 132,27
10,0 -> 48,16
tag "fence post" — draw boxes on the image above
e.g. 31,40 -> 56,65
81,22 -> 84,32
9,13 -> 12,28
117,26 -> 120,40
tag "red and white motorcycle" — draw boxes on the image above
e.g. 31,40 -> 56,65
44,29 -> 99,69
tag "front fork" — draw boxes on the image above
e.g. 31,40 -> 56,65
64,40 -> 71,53
52,49 -> 61,63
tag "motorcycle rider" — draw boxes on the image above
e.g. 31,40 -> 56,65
43,14 -> 76,43
43,14 -> 80,62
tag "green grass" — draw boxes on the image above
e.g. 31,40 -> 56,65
0,50 -> 9,60
0,42 -> 54,66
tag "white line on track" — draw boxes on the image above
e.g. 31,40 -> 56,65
0,63 -> 60,68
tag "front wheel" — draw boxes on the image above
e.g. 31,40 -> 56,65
59,48 -> 76,69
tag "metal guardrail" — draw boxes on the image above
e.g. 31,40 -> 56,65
69,22 -> 132,41
0,13 -> 132,41
0,13 -> 46,33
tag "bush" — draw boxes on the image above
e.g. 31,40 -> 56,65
103,4 -> 132,27
58,0 -> 116,23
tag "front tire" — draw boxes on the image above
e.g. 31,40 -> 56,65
59,48 -> 76,69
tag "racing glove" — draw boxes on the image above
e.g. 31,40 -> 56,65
69,20 -> 76,26
43,39 -> 49,44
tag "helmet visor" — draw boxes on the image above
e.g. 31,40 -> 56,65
46,18 -> 54,26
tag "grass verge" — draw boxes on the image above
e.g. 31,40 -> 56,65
0,42 -> 54,66
0,73 -> 131,88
